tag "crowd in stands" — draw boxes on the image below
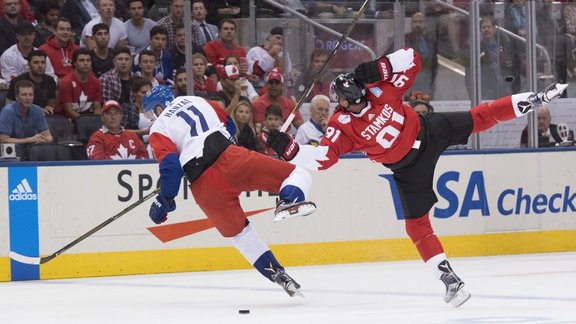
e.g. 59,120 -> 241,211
1,0 -> 575,162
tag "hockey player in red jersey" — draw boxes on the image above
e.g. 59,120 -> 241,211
265,48 -> 568,307
143,86 -> 316,297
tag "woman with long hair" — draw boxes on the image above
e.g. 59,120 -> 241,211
121,76 -> 154,139
231,100 -> 263,152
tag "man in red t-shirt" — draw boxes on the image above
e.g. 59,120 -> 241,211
58,48 -> 102,118
203,19 -> 246,70
252,68 -> 303,132
86,100 -> 149,160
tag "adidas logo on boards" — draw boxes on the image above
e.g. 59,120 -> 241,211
9,178 -> 37,201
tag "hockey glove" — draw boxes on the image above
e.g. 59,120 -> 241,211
266,129 -> 300,161
354,56 -> 392,84
149,195 -> 176,224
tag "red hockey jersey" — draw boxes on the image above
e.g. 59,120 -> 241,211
313,48 -> 422,169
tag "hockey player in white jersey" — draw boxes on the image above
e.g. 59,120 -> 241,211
143,86 -> 316,297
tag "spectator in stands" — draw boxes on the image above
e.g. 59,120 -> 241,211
6,50 -> 57,115
465,15 -> 519,100
60,0 -> 94,43
124,0 -> 155,53
252,68 -> 303,131
120,76 -> 154,142
89,23 -> 115,77
211,64 -> 250,115
520,106 -> 571,148
505,0 -> 526,37
190,54 -> 216,98
39,17 -> 79,79
33,0 -> 60,46
0,80 -> 53,159
247,26 -> 292,84
133,26 -> 173,85
407,90 -> 434,116
58,48 -> 103,118
256,104 -> 283,156
100,47 -> 133,102
156,0 -> 184,48
80,0 -> 128,50
205,0 -> 243,25
217,55 -> 258,102
86,99 -> 149,160
231,100 -> 263,152
191,0 -> 217,48
204,19 -> 247,70
134,49 -> 158,87
169,23 -> 206,73
173,67 -> 187,96
1,22 -> 56,84
400,12 -> 438,98
292,49 -> 335,103
0,0 -> 34,22
294,94 -> 329,146
0,0 -> 24,55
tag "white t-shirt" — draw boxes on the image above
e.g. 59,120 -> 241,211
81,17 -> 128,48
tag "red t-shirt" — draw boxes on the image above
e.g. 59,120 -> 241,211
58,72 -> 103,116
204,40 -> 247,69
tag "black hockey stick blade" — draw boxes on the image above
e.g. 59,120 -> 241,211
9,187 -> 161,265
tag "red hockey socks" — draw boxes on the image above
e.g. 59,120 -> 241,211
470,92 -> 533,133
405,213 -> 444,262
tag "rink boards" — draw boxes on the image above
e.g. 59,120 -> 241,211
1,149 -> 576,281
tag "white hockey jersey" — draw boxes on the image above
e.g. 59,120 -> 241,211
149,96 -> 231,165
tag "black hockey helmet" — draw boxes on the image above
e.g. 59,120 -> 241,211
329,73 -> 366,105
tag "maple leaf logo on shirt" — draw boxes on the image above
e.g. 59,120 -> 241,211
74,91 -> 92,113
110,144 -> 137,160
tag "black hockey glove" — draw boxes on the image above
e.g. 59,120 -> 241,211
266,129 -> 300,161
354,56 -> 392,84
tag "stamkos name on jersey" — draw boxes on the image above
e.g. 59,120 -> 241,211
361,104 -> 394,140
164,98 -> 192,117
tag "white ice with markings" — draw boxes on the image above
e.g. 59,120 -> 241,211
1,252 -> 575,323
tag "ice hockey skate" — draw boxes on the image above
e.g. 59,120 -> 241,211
273,200 -> 316,222
529,82 -> 568,107
270,267 -> 304,297
439,260 -> 471,307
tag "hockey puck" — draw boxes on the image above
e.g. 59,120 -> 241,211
239,309 -> 250,314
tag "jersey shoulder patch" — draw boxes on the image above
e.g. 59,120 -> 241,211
337,113 -> 351,125
368,87 -> 383,98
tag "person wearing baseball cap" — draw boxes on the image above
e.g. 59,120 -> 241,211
86,100 -> 149,160
252,67 -> 303,131
211,64 -> 250,114
246,26 -> 293,83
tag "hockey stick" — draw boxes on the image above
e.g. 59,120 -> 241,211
9,187 -> 161,265
279,0 -> 371,133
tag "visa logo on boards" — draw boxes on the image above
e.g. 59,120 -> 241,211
382,171 -> 576,219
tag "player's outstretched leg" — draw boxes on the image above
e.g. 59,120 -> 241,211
438,260 -> 471,307
471,82 -> 568,133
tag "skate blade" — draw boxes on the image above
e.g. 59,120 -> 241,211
273,204 -> 316,222
287,287 -> 304,298
549,83 -> 568,99
450,289 -> 471,308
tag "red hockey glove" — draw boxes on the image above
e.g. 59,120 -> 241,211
354,56 -> 392,84
266,129 -> 300,161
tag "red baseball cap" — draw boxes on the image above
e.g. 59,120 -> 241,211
102,100 -> 122,113
266,68 -> 284,83
219,64 -> 240,79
